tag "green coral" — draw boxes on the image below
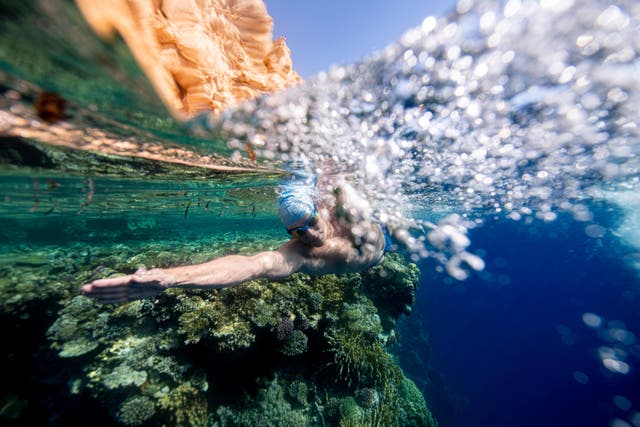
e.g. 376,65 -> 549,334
216,377 -> 309,427
323,397 -> 341,423
174,276 -> 307,351
157,384 -> 209,427
361,253 -> 420,330
103,364 -> 148,389
47,295 -> 103,357
47,293 -> 207,425
341,300 -> 384,339
355,388 -> 380,409
280,330 -> 308,356
327,329 -> 396,387
175,293 -> 256,348
325,296 -> 400,390
307,291 -> 324,312
397,378 -> 438,427
286,380 -> 309,407
338,396 -> 365,426
117,396 -> 156,426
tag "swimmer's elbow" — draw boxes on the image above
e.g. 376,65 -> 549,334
253,251 -> 299,279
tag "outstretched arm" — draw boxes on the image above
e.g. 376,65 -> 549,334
82,247 -> 303,304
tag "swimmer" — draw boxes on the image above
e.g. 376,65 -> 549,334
82,186 -> 390,304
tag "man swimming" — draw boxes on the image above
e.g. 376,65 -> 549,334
81,185 -> 389,304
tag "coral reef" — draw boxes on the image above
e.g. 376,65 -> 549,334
216,377 -> 308,427
117,396 -> 156,426
2,232 -> 436,426
361,253 -> 420,331
397,377 -> 439,427
280,330 -> 309,356
355,388 -> 380,409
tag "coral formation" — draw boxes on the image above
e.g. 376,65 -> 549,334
117,396 -> 156,426
397,377 -> 439,427
355,388 -> 380,409
3,232 -> 436,426
280,329 -> 309,356
361,253 -> 420,331
216,377 -> 308,427
287,379 -> 309,408
276,316 -> 295,341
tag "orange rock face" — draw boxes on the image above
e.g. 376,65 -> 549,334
75,0 -> 301,118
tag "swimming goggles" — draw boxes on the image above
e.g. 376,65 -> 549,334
287,209 -> 319,237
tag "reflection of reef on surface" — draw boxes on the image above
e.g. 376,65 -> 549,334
1,231 -> 436,426
0,76 -> 279,171
75,0 -> 301,117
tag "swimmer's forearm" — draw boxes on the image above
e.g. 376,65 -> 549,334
159,255 -> 263,288
159,252 -> 295,289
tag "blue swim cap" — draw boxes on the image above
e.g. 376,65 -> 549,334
278,191 -> 315,230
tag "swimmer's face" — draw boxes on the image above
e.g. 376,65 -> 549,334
290,213 -> 327,247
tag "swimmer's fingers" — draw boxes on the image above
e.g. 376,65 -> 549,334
81,276 -> 133,297
86,275 -> 135,288
81,273 -> 165,304
81,276 -> 132,304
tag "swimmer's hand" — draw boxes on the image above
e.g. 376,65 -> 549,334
81,268 -> 172,304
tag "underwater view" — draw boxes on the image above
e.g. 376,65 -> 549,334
1,0 -> 639,426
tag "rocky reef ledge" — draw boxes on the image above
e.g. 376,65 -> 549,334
2,235 -> 436,426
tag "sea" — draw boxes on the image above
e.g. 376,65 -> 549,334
1,0 -> 639,426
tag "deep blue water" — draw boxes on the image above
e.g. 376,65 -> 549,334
409,207 -> 640,427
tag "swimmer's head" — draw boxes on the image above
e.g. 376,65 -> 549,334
278,192 -> 315,232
